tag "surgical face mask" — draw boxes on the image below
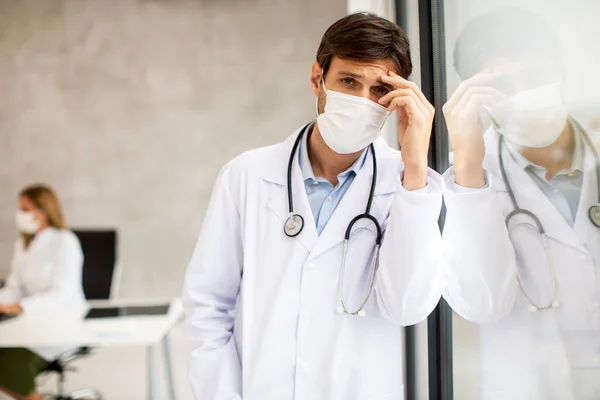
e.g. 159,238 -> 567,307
316,79 -> 390,154
486,82 -> 568,148
15,210 -> 40,234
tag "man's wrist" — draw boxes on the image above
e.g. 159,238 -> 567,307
454,164 -> 485,188
402,163 -> 428,191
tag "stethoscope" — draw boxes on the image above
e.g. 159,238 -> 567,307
498,123 -> 600,312
283,123 -> 382,316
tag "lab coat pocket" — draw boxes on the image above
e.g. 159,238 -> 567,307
339,225 -> 379,312
508,221 -> 555,310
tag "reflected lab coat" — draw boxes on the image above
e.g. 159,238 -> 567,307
0,227 -> 86,361
182,127 -> 445,400
442,128 -> 600,400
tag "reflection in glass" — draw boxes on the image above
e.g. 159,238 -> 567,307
445,4 -> 600,399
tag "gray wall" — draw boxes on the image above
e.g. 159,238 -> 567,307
0,0 -> 346,297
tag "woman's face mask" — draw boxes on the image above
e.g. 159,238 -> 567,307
316,78 -> 391,154
485,82 -> 568,148
15,210 -> 41,234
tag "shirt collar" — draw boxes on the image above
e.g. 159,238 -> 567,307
505,120 -> 585,175
298,123 -> 369,183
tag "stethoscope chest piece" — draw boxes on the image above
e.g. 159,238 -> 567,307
284,214 -> 304,237
589,204 -> 600,228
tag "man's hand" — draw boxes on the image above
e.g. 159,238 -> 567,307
379,71 -> 435,191
442,71 -> 505,188
0,303 -> 23,316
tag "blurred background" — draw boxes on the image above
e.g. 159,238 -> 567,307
1,0 -> 599,399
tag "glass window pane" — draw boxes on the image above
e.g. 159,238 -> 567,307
442,1 -> 600,398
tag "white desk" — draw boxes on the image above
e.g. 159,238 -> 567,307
0,298 -> 184,400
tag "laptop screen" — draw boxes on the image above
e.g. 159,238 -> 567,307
85,304 -> 170,319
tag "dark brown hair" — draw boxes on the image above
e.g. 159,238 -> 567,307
453,7 -> 562,80
20,184 -> 67,248
316,13 -> 412,78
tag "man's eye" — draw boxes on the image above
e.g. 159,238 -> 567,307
341,78 -> 354,85
375,87 -> 390,95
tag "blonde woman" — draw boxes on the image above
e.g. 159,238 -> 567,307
0,184 -> 85,400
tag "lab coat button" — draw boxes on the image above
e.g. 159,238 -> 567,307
580,254 -> 588,261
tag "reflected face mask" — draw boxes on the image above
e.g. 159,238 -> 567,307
486,82 -> 568,148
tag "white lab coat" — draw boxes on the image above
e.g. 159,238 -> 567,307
443,127 -> 600,399
0,227 -> 86,361
183,127 -> 445,400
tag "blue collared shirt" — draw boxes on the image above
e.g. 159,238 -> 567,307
505,123 -> 585,226
298,126 -> 368,235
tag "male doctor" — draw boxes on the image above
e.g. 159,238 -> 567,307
442,7 -> 600,399
183,13 -> 445,400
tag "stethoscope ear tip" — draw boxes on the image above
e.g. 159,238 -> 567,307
528,305 -> 538,313
551,301 -> 560,308
357,310 -> 366,317
336,306 -> 344,314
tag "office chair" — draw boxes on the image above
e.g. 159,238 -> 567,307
40,229 -> 118,400
42,347 -> 102,400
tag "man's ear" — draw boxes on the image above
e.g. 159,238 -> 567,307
310,61 -> 322,97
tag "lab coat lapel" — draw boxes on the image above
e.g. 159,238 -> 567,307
573,132 -> 599,246
264,128 -> 318,253
491,132 -> 586,252
308,139 -> 398,261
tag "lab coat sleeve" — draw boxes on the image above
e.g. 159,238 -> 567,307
441,167 -> 517,323
182,163 -> 243,400
20,233 -> 84,313
0,239 -> 24,304
375,168 -> 444,326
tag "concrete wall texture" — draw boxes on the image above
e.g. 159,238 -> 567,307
0,0 -> 346,297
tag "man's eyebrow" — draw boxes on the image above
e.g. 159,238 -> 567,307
336,71 -> 364,79
335,71 -> 395,90
377,82 -> 395,91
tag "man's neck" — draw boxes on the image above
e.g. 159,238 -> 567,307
308,124 -> 362,186
518,122 -> 574,179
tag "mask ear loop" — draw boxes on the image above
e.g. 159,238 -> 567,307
379,109 -> 392,130
316,75 -> 328,119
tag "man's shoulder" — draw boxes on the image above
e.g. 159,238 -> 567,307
220,133 -> 295,187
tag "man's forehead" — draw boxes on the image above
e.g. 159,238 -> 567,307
485,57 -> 556,75
329,57 -> 398,76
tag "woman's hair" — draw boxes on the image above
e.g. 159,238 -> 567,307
19,184 -> 67,248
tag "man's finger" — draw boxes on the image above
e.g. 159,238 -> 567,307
379,88 -> 429,116
388,96 -> 426,125
380,73 -> 433,112
444,71 -> 503,111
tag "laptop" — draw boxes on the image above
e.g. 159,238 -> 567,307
84,304 -> 170,319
